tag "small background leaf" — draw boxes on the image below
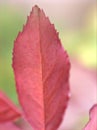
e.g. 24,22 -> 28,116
0,91 -> 21,122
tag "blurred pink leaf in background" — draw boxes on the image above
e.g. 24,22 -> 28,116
59,60 -> 97,130
84,104 -> 97,130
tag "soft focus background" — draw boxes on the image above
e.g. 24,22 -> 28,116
0,0 -> 96,130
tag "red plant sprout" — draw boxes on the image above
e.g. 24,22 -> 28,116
12,5 -> 70,130
0,5 -> 96,130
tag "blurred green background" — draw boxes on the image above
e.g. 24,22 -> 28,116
0,1 -> 96,130
0,5 -> 25,103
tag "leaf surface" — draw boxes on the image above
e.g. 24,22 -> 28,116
84,104 -> 97,130
0,91 -> 21,122
13,5 -> 70,130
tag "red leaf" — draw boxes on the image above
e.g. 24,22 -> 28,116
84,104 -> 97,130
0,91 -> 21,122
13,5 -> 70,130
0,123 -> 21,130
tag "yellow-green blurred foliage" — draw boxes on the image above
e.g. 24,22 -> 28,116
0,5 -> 25,104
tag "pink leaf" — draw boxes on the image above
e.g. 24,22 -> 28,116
0,91 -> 21,122
13,5 -> 70,130
84,104 -> 97,130
0,123 -> 21,130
